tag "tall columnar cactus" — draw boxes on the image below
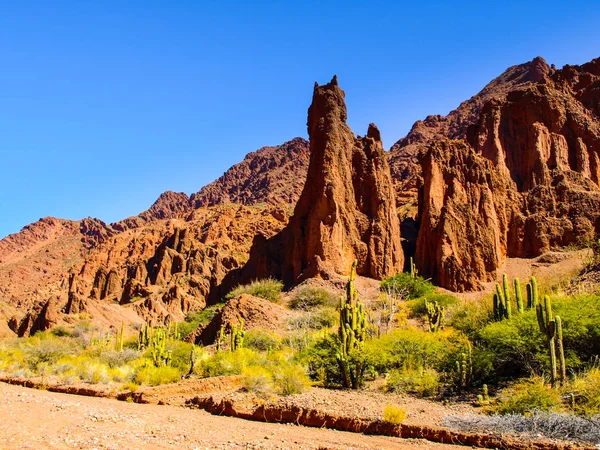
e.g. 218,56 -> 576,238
230,318 -> 245,351
456,341 -> 473,390
216,325 -> 225,352
409,257 -> 418,279
536,295 -> 566,387
527,276 -> 538,310
337,260 -> 368,389
494,283 -> 510,320
514,278 -> 524,313
425,299 -> 444,332
138,322 -> 150,350
493,275 -> 530,320
115,321 -> 125,352
556,316 -> 567,385
502,274 -> 511,307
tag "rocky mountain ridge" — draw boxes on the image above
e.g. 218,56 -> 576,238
2,55 -> 599,335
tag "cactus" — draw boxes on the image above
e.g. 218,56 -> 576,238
556,316 -> 567,385
409,257 -> 418,279
230,318 -> 245,351
494,283 -> 510,320
482,384 -> 490,402
494,275 -> 531,320
514,278 -> 523,313
115,322 -> 125,352
425,299 -> 444,332
185,344 -> 197,378
138,323 -> 150,351
476,384 -> 490,405
502,274 -> 511,307
527,276 -> 538,310
216,325 -> 225,352
456,341 -> 473,391
337,260 -> 368,389
536,295 -> 566,387
150,327 -> 172,367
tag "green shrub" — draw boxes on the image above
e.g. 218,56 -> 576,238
99,349 -> 140,368
370,328 -> 460,374
273,364 -> 310,396
134,364 -> 182,386
385,367 -> 440,397
383,404 -> 407,424
380,273 -> 435,300
199,348 -> 267,377
570,367 -> 600,416
409,293 -> 459,318
226,278 -> 284,303
493,377 -> 562,415
289,286 -> 338,310
164,340 -> 196,371
178,303 -> 224,339
50,326 -> 73,337
303,333 -> 382,387
241,366 -> 274,397
474,294 -> 600,384
287,307 -> 337,331
20,333 -> 77,368
244,330 -> 281,352
448,297 -> 493,336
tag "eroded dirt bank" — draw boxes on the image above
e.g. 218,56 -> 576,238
0,382 -> 465,450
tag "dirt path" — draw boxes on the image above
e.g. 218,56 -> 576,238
0,382 -> 470,450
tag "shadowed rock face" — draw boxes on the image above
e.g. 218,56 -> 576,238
417,57 -> 600,291
242,76 -> 404,285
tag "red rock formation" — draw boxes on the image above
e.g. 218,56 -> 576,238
242,76 -> 403,285
113,191 -> 193,231
189,294 -> 293,345
417,57 -> 600,290
192,138 -> 310,208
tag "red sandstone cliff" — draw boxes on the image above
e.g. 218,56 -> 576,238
242,76 -> 404,284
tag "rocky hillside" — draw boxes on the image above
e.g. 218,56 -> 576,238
416,57 -> 600,290
387,57 -> 558,213
191,138 -> 310,208
2,55 -> 599,335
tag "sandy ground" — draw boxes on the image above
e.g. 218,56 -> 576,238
0,382 -> 471,450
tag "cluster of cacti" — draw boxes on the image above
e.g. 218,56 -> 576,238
166,321 -> 180,340
456,341 -> 473,390
493,275 -> 513,320
409,257 -> 418,279
476,384 -> 490,405
150,327 -> 172,366
536,295 -> 566,387
493,274 -> 535,321
230,318 -> 245,351
337,260 -> 368,389
137,323 -> 173,366
90,332 -> 112,348
425,299 -> 444,332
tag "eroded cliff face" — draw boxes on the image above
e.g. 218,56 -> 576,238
242,76 -> 404,285
66,205 -> 288,326
417,57 -> 600,291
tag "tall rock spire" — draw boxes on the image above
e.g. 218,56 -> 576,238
242,76 -> 404,284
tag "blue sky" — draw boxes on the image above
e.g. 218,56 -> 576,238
1,1 -> 599,239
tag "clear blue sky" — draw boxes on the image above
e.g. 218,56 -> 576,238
1,1 -> 598,239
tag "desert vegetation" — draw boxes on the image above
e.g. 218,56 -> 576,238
1,263 -> 600,444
